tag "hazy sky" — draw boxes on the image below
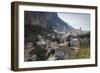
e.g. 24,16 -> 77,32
58,12 -> 90,31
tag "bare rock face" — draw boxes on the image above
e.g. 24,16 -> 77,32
24,12 -> 53,28
24,11 -> 74,33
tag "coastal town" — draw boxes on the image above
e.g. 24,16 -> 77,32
24,28 -> 82,61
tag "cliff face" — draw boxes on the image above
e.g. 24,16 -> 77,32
25,11 -> 53,28
24,11 -> 74,32
24,11 -> 75,42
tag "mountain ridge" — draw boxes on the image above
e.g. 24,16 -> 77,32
24,11 -> 74,33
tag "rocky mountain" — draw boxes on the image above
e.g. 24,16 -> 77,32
24,11 -> 74,34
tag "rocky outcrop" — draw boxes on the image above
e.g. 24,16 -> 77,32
24,11 -> 74,33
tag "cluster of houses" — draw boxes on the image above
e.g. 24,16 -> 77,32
24,29 -> 81,61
